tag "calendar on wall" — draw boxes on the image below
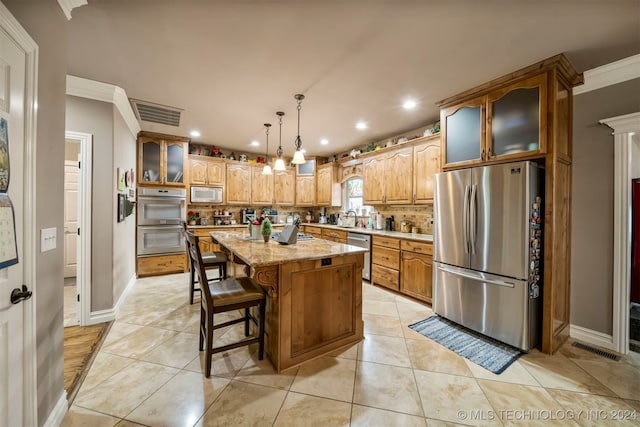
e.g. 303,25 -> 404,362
0,118 -> 17,269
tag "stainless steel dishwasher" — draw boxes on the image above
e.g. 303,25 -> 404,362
347,232 -> 371,280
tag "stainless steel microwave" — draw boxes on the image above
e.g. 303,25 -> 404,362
190,186 -> 223,203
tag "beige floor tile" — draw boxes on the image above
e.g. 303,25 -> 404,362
195,380 -> 287,426
354,361 -> 424,416
396,301 -> 432,321
273,392 -> 351,426
351,404 -> 428,426
115,420 -> 147,427
413,370 -> 499,426
326,341 -> 359,360
183,346 -> 257,378
571,358 -> 640,400
101,322 -> 143,347
78,352 -> 135,392
362,283 -> 397,302
363,299 -> 400,317
478,379 -> 580,427
235,356 -> 298,390
548,388 -> 639,427
359,333 -> 411,367
290,356 -> 356,402
102,325 -> 178,359
520,351 -> 616,396
149,302 -> 200,332
74,360 -> 179,418
406,337 -> 472,376
463,359 -> 539,386
61,405 -> 121,427
363,313 -> 404,337
624,398 -> 640,411
426,419 -> 469,427
125,370 -> 230,427
137,331 -> 200,369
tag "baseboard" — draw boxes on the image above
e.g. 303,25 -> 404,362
570,324 -> 615,351
86,274 -> 136,325
42,389 -> 68,427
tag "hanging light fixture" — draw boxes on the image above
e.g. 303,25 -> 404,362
273,111 -> 286,171
262,123 -> 272,175
291,93 -> 306,164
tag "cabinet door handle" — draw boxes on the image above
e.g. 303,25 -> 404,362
481,149 -> 485,161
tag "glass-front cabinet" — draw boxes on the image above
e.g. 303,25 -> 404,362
441,74 -> 547,169
138,132 -> 189,187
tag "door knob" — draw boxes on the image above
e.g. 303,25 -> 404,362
10,285 -> 32,305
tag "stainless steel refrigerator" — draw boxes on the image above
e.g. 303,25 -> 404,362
433,160 -> 543,351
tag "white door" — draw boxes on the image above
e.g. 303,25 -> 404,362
64,159 -> 78,278
0,7 -> 36,426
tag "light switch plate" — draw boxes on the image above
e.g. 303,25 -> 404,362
41,227 -> 57,252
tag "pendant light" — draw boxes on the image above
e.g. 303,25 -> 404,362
273,111 -> 286,171
262,123 -> 272,175
291,93 -> 306,164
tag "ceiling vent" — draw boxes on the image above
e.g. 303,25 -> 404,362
130,99 -> 182,127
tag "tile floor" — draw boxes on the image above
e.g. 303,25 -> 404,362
62,273 -> 640,426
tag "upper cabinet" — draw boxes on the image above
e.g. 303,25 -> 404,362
188,156 -> 225,187
274,168 -> 296,206
251,164 -> 274,205
440,74 -> 547,169
316,163 -> 341,207
138,131 -> 189,187
363,146 -> 413,205
226,162 -> 251,205
295,174 -> 316,207
413,139 -> 441,204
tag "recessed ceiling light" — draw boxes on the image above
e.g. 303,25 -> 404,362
250,140 -> 260,147
320,138 -> 329,145
190,130 -> 201,137
356,121 -> 368,130
403,99 -> 417,110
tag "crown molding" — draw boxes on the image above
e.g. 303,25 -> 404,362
574,54 -> 640,95
600,112 -> 640,135
57,0 -> 87,20
66,75 -> 141,136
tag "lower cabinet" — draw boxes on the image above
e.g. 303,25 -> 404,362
321,228 -> 347,243
400,240 -> 433,303
371,236 -> 400,291
303,225 -> 323,239
137,254 -> 186,277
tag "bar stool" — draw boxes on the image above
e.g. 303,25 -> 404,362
185,231 -> 266,377
183,222 -> 228,304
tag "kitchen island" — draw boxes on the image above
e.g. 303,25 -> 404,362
209,230 -> 366,372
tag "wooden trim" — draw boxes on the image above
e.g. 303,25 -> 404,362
437,53 -> 582,107
138,130 -> 190,142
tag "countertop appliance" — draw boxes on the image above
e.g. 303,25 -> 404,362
241,209 -> 256,224
348,232 -> 371,281
433,160 -> 542,351
137,187 -> 186,256
190,186 -> 223,203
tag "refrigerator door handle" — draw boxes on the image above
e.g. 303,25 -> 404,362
470,184 -> 477,254
463,185 -> 470,254
437,265 -> 516,288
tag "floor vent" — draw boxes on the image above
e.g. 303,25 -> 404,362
130,99 -> 182,127
572,342 -> 621,361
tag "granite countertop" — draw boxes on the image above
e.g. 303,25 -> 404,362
210,231 -> 367,267
188,223 -> 284,229
301,223 -> 433,243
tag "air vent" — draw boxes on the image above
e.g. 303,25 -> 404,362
572,342 -> 620,361
130,99 -> 182,127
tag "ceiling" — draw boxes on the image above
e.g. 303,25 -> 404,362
66,0 -> 640,158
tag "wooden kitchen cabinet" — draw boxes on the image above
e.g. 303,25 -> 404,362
321,228 -> 347,243
226,162 -> 251,205
274,168 -> 296,206
137,254 -> 186,277
303,225 -> 323,239
440,74 -> 547,169
413,137 -> 441,204
371,236 -> 400,291
138,131 -> 189,187
295,174 -> 316,206
400,240 -> 433,303
251,164 -> 274,205
188,155 -> 225,186
316,163 -> 341,206
363,147 -> 413,205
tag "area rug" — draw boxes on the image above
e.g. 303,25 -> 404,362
409,315 -> 522,374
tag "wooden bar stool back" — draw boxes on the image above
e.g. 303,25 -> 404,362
183,222 -> 228,304
185,231 -> 266,377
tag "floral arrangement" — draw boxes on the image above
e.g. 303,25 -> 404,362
187,210 -> 198,221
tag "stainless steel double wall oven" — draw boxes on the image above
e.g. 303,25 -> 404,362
137,187 -> 186,256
